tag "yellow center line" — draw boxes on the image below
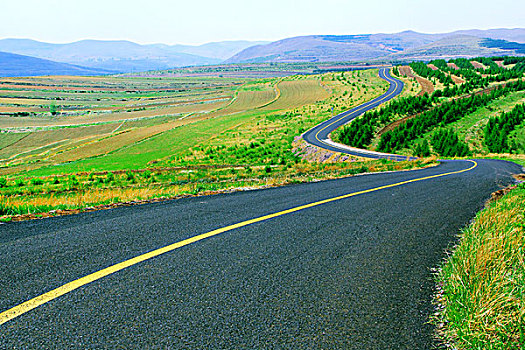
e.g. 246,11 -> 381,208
0,160 -> 477,326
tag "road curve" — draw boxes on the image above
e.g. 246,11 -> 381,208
0,158 -> 521,348
303,68 -> 414,161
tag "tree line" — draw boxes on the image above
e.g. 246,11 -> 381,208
432,57 -> 523,82
377,80 -> 525,153
338,57 -> 524,155
484,103 -> 525,153
430,128 -> 470,157
336,94 -> 436,148
337,69 -> 510,149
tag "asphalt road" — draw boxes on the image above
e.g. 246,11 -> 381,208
0,159 -> 521,348
302,68 -> 415,161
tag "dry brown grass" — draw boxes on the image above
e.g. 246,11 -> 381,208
261,78 -> 329,111
397,66 -> 434,96
470,61 -> 485,70
451,75 -> 465,84
1,186 -> 184,211
437,185 -> 525,348
0,100 -> 230,129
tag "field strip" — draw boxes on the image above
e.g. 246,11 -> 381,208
47,113 -> 230,163
0,100 -> 230,129
0,140 -> 69,163
261,78 -> 329,111
0,160 -> 477,325
0,133 -> 30,152
111,120 -> 126,134
255,81 -> 281,109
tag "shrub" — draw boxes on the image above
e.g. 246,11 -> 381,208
68,175 -> 80,188
413,139 -> 431,157
30,178 -> 44,186
105,172 -> 115,184
126,171 -> 135,183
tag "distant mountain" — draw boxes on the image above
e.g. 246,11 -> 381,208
158,41 -> 270,60
226,29 -> 525,63
0,51 -> 113,77
381,35 -> 522,62
1,29 -> 524,76
0,39 -> 221,73
449,28 -> 525,43
225,32 -> 443,63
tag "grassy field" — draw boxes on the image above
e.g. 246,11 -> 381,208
435,183 -> 525,349
0,67 -> 425,221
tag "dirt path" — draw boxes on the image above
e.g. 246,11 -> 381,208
451,75 -> 465,84
398,66 -> 434,96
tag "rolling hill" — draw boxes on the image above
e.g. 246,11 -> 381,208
0,51 -> 113,77
225,31 -> 442,63
382,35 -> 523,62
226,29 -> 525,63
1,29 -> 524,76
0,39 -> 266,73
0,39 -> 220,73
450,28 -> 525,43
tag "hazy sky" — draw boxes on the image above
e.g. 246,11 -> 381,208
1,0 -> 523,45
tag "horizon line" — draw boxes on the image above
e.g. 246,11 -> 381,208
1,27 -> 523,47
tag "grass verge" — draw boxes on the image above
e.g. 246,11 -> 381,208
435,182 -> 525,349
0,158 -> 436,222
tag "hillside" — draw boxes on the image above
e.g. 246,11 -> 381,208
0,51 -> 113,77
450,28 -> 525,43
226,29 -> 525,63
225,31 -> 442,63
382,35 -> 519,61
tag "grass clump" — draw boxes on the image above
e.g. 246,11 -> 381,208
436,184 -> 525,349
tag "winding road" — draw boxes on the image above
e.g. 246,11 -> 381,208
303,68 -> 415,161
0,69 -> 522,349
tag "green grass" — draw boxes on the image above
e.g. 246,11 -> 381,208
22,110 -> 266,176
436,183 -> 525,349
452,91 -> 525,152
0,158 -> 434,221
